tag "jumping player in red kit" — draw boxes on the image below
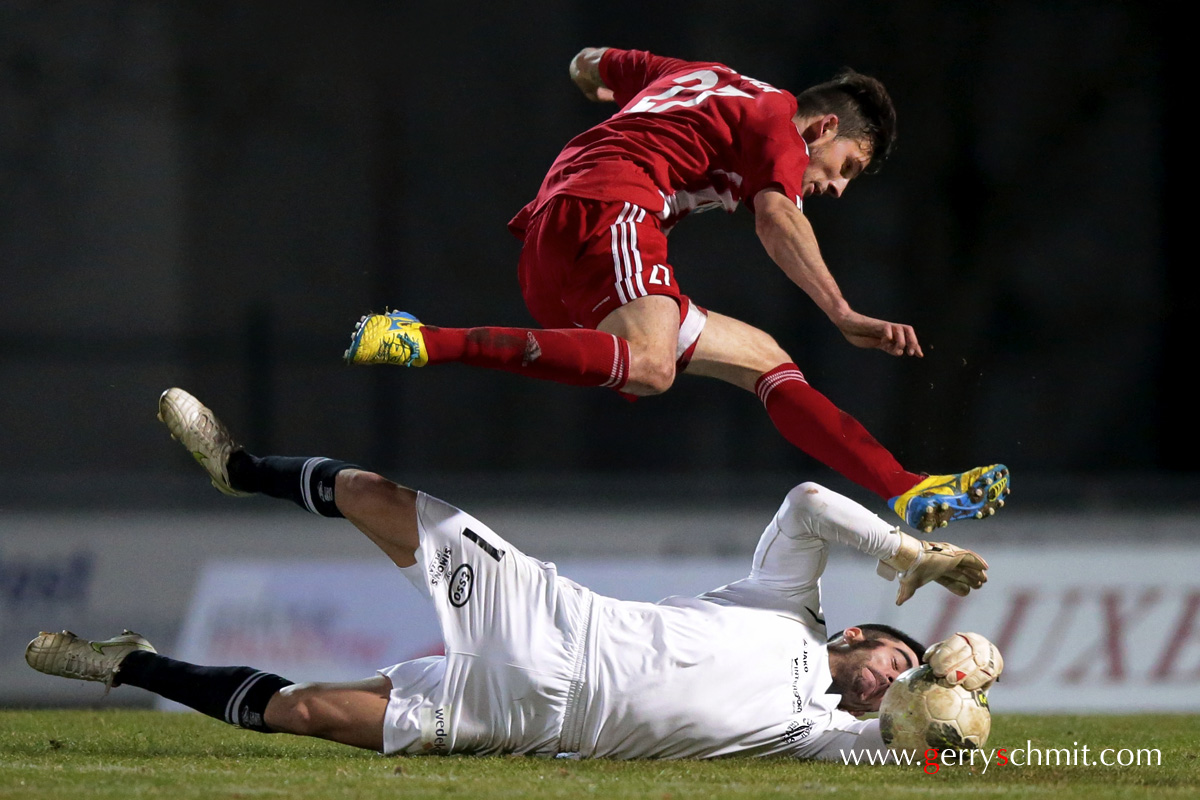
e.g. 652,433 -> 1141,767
345,47 -> 1010,533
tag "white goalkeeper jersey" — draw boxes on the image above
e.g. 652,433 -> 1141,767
568,483 -> 901,759
386,482 -> 903,760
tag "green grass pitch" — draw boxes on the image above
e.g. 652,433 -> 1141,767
2,711 -> 1197,799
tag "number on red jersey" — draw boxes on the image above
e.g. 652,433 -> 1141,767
623,68 -> 778,115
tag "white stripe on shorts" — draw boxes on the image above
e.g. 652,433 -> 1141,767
628,206 -> 647,299
610,203 -> 633,305
610,203 -> 649,306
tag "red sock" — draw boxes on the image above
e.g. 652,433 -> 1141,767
756,363 -> 921,499
420,326 -> 629,389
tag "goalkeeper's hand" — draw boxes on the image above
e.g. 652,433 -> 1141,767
924,632 -> 1004,691
876,532 -> 988,606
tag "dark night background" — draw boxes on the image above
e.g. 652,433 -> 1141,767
1,1 -> 1191,514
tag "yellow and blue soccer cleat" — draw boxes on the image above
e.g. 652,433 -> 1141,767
344,311 -> 428,367
888,465 -> 1010,533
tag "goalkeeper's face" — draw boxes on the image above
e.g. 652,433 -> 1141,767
828,628 -> 919,714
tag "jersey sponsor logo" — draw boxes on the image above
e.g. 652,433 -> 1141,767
791,657 -> 805,713
428,545 -> 453,587
783,718 -> 815,745
448,564 -> 474,608
419,705 -> 451,753
663,171 -> 742,218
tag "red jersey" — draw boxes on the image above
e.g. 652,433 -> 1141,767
510,48 -> 810,236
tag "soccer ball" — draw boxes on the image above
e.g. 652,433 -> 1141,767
878,664 -> 991,752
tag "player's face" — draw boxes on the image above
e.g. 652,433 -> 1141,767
830,633 -> 919,714
802,136 -> 871,200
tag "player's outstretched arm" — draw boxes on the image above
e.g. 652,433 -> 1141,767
721,483 -> 988,609
747,483 -> 906,593
754,189 -> 922,357
569,47 -> 614,102
877,533 -> 988,606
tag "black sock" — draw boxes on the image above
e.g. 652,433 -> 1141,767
115,650 -> 292,732
227,452 -> 356,517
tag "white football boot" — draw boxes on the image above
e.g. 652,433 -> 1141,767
25,630 -> 156,688
157,387 -> 251,497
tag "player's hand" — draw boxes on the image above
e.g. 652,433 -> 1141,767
924,632 -> 1004,691
878,532 -> 988,605
570,47 -> 615,103
832,310 -> 923,357
585,86 -> 615,103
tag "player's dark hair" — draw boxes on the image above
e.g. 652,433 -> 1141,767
829,624 -> 926,663
794,69 -> 897,172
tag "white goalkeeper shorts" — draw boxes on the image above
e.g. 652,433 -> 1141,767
380,492 -> 593,756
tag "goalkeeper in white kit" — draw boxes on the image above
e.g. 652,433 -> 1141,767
26,389 -> 1002,760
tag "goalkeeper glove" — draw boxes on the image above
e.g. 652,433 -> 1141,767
876,531 -> 988,606
924,631 -> 1004,691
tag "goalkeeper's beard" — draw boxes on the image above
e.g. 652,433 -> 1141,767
827,634 -> 916,713
829,665 -> 884,713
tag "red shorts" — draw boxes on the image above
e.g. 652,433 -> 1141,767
514,195 -> 706,366
516,195 -> 685,330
